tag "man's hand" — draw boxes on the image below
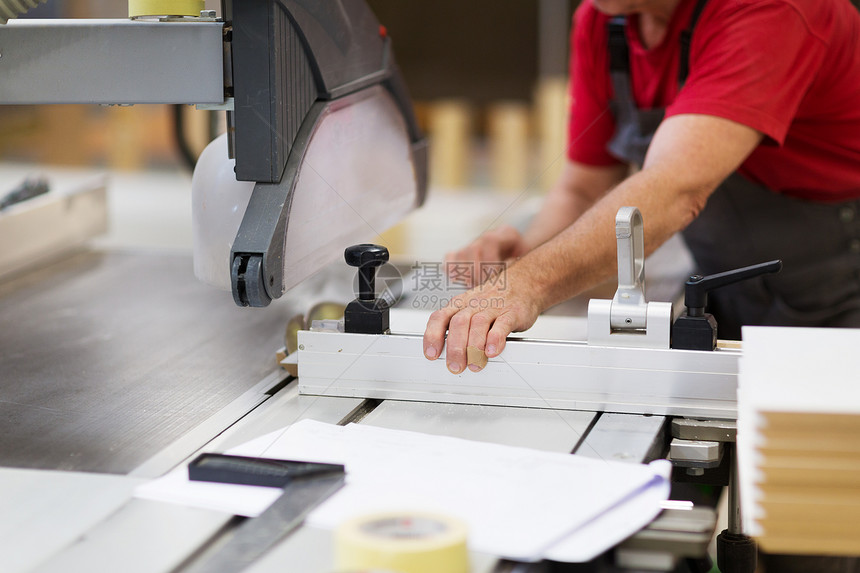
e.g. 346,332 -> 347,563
444,225 -> 526,288
423,263 -> 543,373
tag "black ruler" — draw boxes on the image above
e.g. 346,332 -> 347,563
179,454 -> 346,573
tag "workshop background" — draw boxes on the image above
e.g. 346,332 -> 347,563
0,0 -> 578,259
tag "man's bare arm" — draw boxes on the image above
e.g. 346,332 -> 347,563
424,113 -> 764,373
444,162 -> 627,286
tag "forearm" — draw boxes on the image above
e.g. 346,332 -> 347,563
513,114 -> 762,313
511,165 -> 708,312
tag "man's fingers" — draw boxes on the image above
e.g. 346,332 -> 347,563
466,311 -> 494,371
424,299 -> 530,372
423,305 -> 458,361
486,313 -> 517,357
444,310 -> 475,374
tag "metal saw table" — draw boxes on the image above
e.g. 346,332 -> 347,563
0,249 -> 717,573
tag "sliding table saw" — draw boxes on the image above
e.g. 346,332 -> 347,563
0,1 -> 769,571
0,209 -> 770,573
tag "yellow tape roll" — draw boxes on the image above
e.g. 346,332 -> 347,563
128,0 -> 205,18
335,512 -> 469,573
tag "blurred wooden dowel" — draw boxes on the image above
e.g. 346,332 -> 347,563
428,99 -> 472,188
488,101 -> 530,191
534,76 -> 568,190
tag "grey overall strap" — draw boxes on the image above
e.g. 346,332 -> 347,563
609,0 -> 709,87
606,15 -> 662,165
607,16 -> 629,75
605,0 -> 709,165
678,0 -> 710,86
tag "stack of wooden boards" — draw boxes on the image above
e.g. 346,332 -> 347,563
738,327 -> 860,556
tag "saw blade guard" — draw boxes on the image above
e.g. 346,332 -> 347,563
221,0 -> 428,307
278,86 -> 418,295
193,86 -> 419,296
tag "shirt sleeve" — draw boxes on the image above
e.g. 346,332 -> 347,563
667,2 -> 828,145
567,5 -> 623,166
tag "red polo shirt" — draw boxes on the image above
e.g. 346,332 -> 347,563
567,0 -> 860,202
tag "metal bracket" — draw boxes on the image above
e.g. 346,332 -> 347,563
669,438 -> 724,472
613,206 -> 648,327
0,19 -> 224,105
196,97 -> 234,111
669,417 -> 736,477
672,418 -> 736,442
588,207 -> 672,348
617,507 -> 717,569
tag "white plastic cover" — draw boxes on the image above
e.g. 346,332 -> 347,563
191,133 -> 255,290
192,85 -> 419,294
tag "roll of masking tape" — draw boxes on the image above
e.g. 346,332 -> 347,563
128,0 -> 204,18
335,512 -> 469,573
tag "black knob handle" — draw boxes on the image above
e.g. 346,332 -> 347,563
672,259 -> 783,351
684,260 -> 782,316
345,244 -> 389,301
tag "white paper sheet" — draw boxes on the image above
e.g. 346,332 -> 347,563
135,420 -> 670,562
133,460 -> 282,517
543,462 -> 670,562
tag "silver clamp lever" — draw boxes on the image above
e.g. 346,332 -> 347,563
611,206 -> 647,331
587,207 -> 673,349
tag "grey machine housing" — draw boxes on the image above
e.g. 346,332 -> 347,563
228,0 -> 428,307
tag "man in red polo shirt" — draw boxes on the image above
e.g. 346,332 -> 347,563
424,0 -> 860,372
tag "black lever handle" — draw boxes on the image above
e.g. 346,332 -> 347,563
345,244 -> 389,301
684,260 -> 782,317
672,259 -> 782,351
343,244 -> 391,334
